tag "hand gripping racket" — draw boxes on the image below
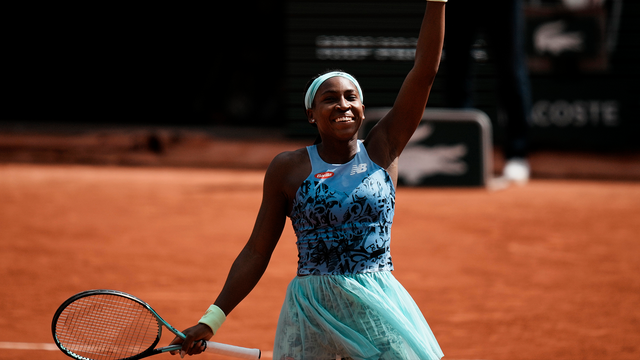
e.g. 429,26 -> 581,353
52,289 -> 261,360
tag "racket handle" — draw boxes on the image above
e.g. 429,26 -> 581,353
204,341 -> 261,359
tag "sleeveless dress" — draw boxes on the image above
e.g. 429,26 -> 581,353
272,141 -> 443,360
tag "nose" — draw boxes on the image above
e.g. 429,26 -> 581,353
336,96 -> 350,110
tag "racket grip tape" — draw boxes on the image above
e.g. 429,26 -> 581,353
203,341 -> 261,359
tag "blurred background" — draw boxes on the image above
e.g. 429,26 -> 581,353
1,0 -> 638,178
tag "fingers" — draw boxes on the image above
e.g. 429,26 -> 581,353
173,341 -> 206,358
178,338 -> 206,357
189,340 -> 207,356
169,324 -> 214,357
168,335 -> 184,356
181,334 -> 196,357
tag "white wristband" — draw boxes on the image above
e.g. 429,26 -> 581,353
198,304 -> 226,334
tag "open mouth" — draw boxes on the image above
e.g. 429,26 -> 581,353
334,117 -> 354,123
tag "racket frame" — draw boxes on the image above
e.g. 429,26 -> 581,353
52,289 -> 204,360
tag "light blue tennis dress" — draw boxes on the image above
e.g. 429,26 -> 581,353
272,141 -> 443,360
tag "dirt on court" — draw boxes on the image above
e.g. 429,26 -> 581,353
1,136 -> 640,360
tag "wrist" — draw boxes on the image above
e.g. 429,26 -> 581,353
198,304 -> 226,334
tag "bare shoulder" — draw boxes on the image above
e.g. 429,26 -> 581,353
271,147 -> 308,164
268,147 -> 309,174
264,147 -> 311,204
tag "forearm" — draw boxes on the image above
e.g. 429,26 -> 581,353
383,0 -> 446,149
213,244 -> 272,315
414,1 -> 446,79
392,0 -> 445,120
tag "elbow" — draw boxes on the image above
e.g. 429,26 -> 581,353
412,63 -> 439,86
414,54 -> 441,82
243,242 -> 273,265
425,66 -> 439,83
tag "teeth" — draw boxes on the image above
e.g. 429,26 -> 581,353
335,117 -> 353,122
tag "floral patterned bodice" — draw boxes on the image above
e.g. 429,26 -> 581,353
290,141 -> 395,275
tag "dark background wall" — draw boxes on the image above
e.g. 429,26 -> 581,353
0,2 -> 285,127
1,1 -> 638,151
284,0 -> 639,150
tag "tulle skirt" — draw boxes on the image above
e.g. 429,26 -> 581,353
272,271 -> 443,360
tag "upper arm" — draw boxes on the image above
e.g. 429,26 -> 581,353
244,157 -> 289,257
244,150 -> 308,258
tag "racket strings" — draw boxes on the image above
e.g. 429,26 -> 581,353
55,294 -> 160,360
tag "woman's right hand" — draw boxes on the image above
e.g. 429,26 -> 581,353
168,323 -> 214,357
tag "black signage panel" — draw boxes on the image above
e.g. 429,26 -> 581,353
285,0 -> 640,150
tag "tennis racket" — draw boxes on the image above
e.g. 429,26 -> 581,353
51,289 -> 261,360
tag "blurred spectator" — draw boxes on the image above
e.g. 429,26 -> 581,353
443,0 -> 533,184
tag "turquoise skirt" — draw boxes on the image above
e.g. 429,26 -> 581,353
272,271 -> 443,360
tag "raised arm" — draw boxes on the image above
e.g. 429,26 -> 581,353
365,0 -> 446,168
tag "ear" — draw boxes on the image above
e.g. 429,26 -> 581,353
306,108 -> 315,124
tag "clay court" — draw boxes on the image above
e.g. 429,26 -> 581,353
1,135 -> 640,360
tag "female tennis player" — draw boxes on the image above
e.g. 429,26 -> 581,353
171,1 -> 446,359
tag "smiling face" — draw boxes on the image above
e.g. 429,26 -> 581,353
306,76 -> 365,142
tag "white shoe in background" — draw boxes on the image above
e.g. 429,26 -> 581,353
503,158 -> 530,184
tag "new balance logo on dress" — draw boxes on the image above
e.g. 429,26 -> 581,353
350,164 -> 367,175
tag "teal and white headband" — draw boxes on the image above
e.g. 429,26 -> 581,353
304,71 -> 364,110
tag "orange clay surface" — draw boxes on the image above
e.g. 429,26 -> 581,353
1,163 -> 640,360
